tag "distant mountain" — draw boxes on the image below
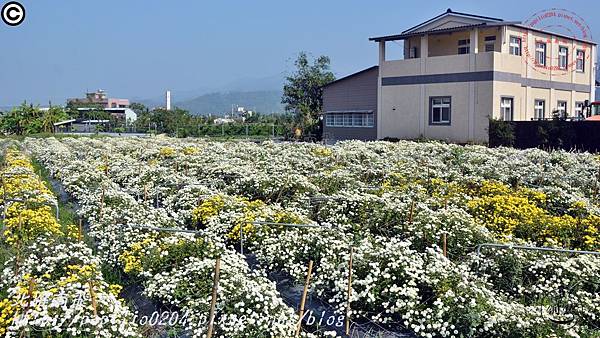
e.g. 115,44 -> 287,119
217,74 -> 285,93
133,74 -> 286,113
176,90 -> 284,115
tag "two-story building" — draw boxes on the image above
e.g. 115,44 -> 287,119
322,9 -> 597,143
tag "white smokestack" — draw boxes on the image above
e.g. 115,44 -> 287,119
166,90 -> 171,110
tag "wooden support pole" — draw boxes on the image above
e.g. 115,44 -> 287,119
25,278 -> 35,310
442,233 -> 447,258
345,248 -> 354,336
239,224 -> 244,255
78,219 -> 83,241
19,278 -> 35,338
99,188 -> 105,218
295,260 -> 314,337
408,201 -> 415,225
206,256 -> 221,338
88,281 -> 98,317
14,250 -> 20,277
15,215 -> 22,276
143,186 -> 148,202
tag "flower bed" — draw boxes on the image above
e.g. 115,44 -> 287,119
0,148 -> 140,337
25,139 -> 310,337
23,137 -> 600,338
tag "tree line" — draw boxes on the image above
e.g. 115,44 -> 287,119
0,52 -> 335,139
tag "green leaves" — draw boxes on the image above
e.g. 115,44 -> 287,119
0,103 -> 69,135
281,52 -> 336,135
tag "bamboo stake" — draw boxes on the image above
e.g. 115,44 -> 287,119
25,278 -> 35,311
88,281 -> 98,317
143,186 -> 148,202
19,278 -> 35,338
345,248 -> 354,336
239,224 -> 244,255
78,219 -> 83,241
99,188 -> 105,218
15,215 -> 22,277
295,260 -> 314,337
206,257 -> 221,338
442,233 -> 447,258
14,248 -> 20,277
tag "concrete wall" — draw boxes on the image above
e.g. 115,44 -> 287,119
380,81 -> 492,143
428,31 -> 471,57
322,67 -> 378,142
376,24 -> 596,144
107,98 -> 130,108
503,26 -> 594,88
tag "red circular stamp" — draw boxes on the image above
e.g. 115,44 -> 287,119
520,8 -> 592,75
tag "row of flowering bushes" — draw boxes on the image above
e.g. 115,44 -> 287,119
0,148 -> 140,337
23,137 -> 600,337
24,139 -> 316,337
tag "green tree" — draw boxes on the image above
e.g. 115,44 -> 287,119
0,102 -> 40,135
0,103 -> 71,135
282,52 -> 335,136
130,102 -> 148,115
41,106 -> 69,133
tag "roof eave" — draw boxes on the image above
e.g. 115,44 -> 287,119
370,22 -> 597,45
399,9 -> 504,35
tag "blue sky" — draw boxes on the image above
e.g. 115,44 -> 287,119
0,0 -> 598,106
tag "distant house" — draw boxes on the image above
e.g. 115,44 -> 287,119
68,89 -> 130,109
53,119 -> 110,133
323,8 -> 597,143
77,107 -> 137,125
322,66 -> 378,143
214,117 -> 235,125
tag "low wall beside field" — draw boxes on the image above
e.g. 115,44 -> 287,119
489,119 -> 600,152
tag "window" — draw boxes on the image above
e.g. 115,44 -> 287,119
509,36 -> 522,56
430,97 -> 451,125
484,36 -> 496,52
534,99 -> 545,120
557,101 -> 567,117
458,39 -> 470,54
344,114 -> 352,126
326,114 -> 334,126
576,50 -> 585,72
558,46 -> 568,70
334,113 -> 343,126
409,47 -> 419,59
501,97 -> 514,121
352,114 -> 362,126
325,112 -> 374,127
366,113 -> 374,126
535,42 -> 546,66
575,101 -> 584,118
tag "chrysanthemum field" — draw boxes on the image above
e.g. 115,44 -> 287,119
1,136 -> 599,338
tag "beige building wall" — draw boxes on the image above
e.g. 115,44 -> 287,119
428,31 -> 470,57
380,81 -> 493,143
503,26 -> 594,87
380,85 -> 421,139
378,25 -> 596,144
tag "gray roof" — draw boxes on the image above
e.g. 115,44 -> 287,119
369,9 -> 596,45
323,66 -> 378,88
